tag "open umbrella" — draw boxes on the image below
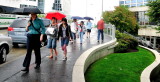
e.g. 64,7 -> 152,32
12,7 -> 42,15
83,16 -> 94,20
45,12 -> 66,20
71,16 -> 83,20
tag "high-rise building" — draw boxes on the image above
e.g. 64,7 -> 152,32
43,0 -> 71,17
52,0 -> 62,11
119,0 -> 150,25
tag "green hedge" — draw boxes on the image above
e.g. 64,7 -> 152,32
115,30 -> 138,53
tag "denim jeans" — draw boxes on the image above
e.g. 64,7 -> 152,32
97,29 -> 104,41
71,32 -> 76,40
79,32 -> 84,43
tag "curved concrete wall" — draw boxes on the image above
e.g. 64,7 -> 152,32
72,38 -> 117,82
140,45 -> 160,82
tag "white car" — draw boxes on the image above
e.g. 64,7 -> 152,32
0,34 -> 12,63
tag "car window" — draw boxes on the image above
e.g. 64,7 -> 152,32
42,20 -> 50,27
10,19 -> 50,28
10,20 -> 28,28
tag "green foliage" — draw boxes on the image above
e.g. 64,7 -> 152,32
115,30 -> 138,53
85,47 -> 155,82
37,14 -> 45,18
102,6 -> 139,35
147,0 -> 160,31
147,0 -> 160,24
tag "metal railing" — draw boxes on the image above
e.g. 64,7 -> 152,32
104,24 -> 116,40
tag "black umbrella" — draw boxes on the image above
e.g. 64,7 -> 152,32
12,7 -> 42,15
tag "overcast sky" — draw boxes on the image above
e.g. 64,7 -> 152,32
71,0 -> 119,20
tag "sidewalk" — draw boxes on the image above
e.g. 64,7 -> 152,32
0,28 -> 112,82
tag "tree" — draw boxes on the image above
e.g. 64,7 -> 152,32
147,0 -> 160,31
102,6 -> 138,35
147,0 -> 160,24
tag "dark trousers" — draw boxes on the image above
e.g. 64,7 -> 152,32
97,29 -> 104,41
23,34 -> 41,68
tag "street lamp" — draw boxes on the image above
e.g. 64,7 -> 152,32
102,0 -> 103,14
86,0 -> 88,16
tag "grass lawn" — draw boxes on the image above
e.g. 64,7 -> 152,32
85,47 -> 155,82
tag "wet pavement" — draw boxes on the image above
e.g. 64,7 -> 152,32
0,28 -> 112,82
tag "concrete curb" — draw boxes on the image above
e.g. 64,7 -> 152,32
140,45 -> 160,82
72,38 -> 117,82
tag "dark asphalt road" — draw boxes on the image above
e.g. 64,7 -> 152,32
0,29 -> 112,82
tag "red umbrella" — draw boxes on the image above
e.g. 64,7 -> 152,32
45,12 -> 66,20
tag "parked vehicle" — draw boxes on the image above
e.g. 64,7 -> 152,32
0,34 -> 12,63
8,17 -> 51,46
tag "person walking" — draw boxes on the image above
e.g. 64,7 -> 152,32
97,17 -> 105,42
58,18 -> 73,60
45,17 -> 58,59
21,13 -> 46,72
78,21 -> 86,44
70,19 -> 78,42
86,19 -> 92,38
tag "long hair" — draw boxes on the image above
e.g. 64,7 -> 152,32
29,13 -> 38,21
61,18 -> 68,26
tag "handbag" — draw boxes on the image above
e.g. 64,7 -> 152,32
45,26 -> 58,37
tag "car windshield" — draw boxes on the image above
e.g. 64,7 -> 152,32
10,20 -> 28,28
10,19 -> 50,28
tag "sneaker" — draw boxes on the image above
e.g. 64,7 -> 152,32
62,57 -> 67,60
55,56 -> 57,60
97,40 -> 99,42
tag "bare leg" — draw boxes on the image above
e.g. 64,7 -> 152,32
53,48 -> 58,56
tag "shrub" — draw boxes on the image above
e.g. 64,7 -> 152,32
115,30 -> 138,53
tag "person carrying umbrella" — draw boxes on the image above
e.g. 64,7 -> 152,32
86,19 -> 92,38
21,13 -> 46,72
45,17 -> 58,59
58,18 -> 73,60
70,19 -> 78,42
78,21 -> 86,44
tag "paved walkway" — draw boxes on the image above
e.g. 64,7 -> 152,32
0,28 -> 112,82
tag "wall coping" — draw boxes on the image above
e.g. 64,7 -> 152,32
72,38 -> 117,82
140,45 -> 160,82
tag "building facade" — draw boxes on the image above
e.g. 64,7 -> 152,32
119,0 -> 149,25
0,0 -> 38,13
43,0 -> 71,16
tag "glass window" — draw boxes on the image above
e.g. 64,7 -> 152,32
120,1 -> 125,5
125,0 -> 130,4
137,3 -> 144,6
144,0 -> 148,2
29,0 -> 36,1
131,4 -> 136,7
20,4 -> 28,8
131,0 -> 136,3
137,0 -> 143,3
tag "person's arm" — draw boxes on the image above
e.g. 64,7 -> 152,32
57,25 -> 62,41
39,19 -> 46,42
26,23 -> 30,32
68,25 -> 73,40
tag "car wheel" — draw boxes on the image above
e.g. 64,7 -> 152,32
0,46 -> 7,63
